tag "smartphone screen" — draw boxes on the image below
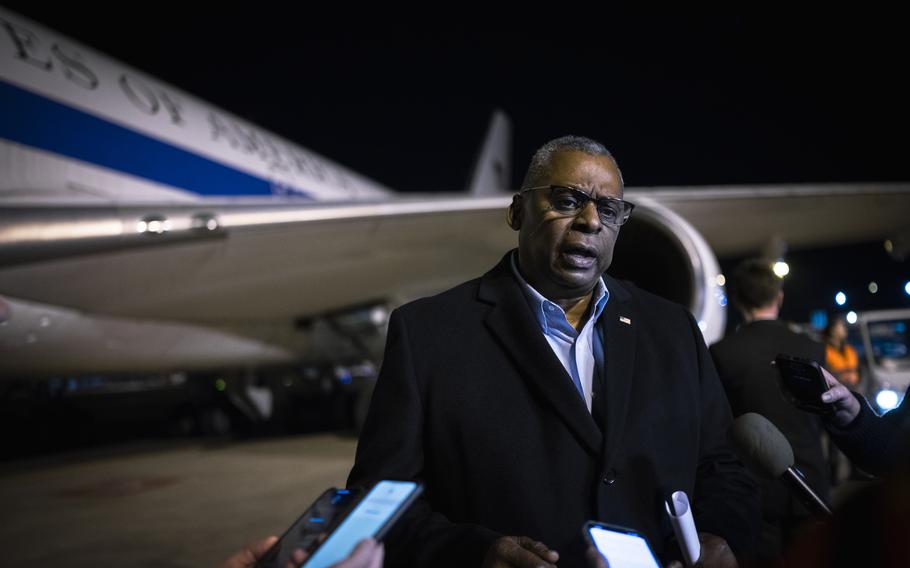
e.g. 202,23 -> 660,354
586,523 -> 661,568
302,480 -> 422,568
255,488 -> 362,568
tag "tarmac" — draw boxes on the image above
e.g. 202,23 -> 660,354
0,430 -> 879,567
0,433 -> 359,567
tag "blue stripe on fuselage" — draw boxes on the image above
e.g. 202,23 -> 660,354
0,79 -> 311,198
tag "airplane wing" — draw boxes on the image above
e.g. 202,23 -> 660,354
0,196 -> 514,323
0,196 -> 519,376
635,182 -> 910,257
3,182 -> 907,377
5,181 -> 905,325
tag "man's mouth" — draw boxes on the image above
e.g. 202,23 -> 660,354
559,244 -> 599,268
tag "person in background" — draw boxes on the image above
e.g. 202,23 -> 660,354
824,317 -> 860,387
822,316 -> 862,483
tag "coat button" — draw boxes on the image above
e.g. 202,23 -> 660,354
602,469 -> 617,485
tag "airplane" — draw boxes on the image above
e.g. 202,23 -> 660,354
1,8 -> 908,423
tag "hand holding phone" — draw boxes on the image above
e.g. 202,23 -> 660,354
773,354 -> 834,415
255,488 -> 363,568
583,521 -> 662,568
302,480 -> 422,568
818,365 -> 862,427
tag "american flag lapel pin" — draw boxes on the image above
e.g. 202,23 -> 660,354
619,316 -> 631,325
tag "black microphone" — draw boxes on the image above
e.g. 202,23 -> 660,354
729,412 -> 832,516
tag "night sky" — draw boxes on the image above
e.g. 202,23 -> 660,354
4,4 -> 909,318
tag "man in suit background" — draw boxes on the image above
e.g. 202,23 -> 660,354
710,259 -> 829,565
348,136 -> 759,567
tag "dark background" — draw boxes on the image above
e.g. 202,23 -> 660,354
4,4 -> 909,320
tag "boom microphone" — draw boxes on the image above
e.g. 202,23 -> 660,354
729,412 -> 832,516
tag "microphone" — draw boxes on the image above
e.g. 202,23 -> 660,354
729,412 -> 832,516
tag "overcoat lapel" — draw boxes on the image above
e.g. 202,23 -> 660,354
597,275 -> 637,469
479,254 -> 602,456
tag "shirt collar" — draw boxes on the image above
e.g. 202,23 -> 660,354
510,251 -> 609,335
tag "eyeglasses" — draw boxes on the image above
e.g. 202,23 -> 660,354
519,185 -> 635,226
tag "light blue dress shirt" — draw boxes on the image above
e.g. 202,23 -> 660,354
510,253 -> 609,412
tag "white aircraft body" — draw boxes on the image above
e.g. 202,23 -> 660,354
1,7 -> 908,383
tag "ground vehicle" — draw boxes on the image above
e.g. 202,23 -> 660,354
853,309 -> 910,413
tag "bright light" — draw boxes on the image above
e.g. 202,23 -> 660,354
868,282 -> 878,294
698,320 -> 707,331
370,306 -> 388,326
846,311 -> 858,325
715,274 -> 726,287
835,292 -> 847,306
905,281 -> 910,296
876,389 -> 899,411
136,221 -> 148,233
773,261 -> 790,278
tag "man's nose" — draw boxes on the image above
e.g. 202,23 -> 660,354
572,200 -> 602,232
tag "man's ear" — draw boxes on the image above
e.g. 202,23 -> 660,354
507,195 -> 522,230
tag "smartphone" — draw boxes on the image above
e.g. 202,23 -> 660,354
301,480 -> 423,568
774,354 -> 834,414
584,521 -> 662,568
255,487 -> 362,568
